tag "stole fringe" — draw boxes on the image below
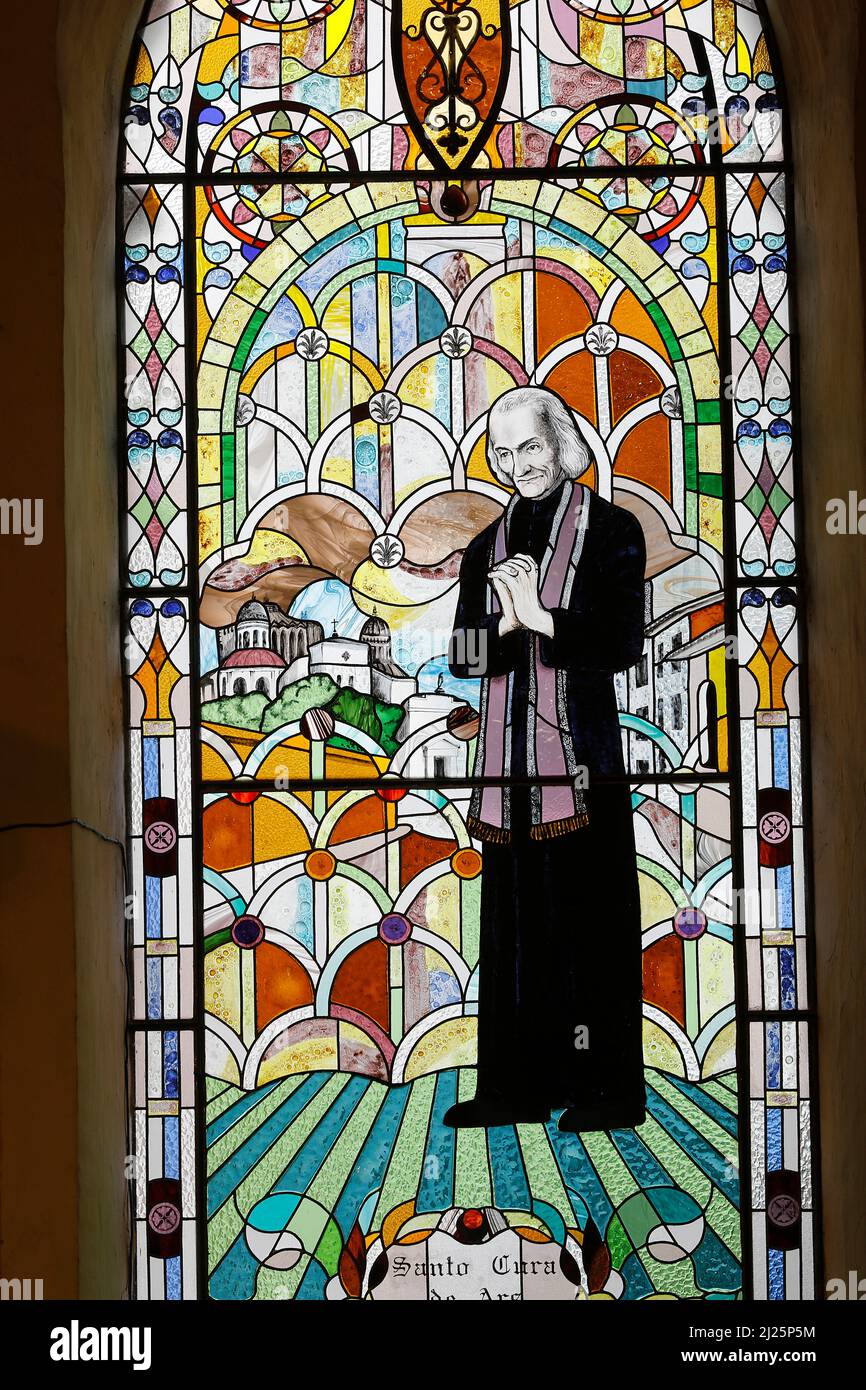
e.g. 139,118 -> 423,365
467,816 -> 511,845
529,811 -> 590,841
467,811 -> 590,844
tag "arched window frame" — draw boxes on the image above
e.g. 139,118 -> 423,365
118,0 -> 819,1303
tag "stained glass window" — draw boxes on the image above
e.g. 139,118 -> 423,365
121,0 -> 815,1301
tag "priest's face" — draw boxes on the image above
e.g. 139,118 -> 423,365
488,403 -> 566,499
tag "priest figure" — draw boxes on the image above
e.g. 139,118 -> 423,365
447,386 -> 648,1133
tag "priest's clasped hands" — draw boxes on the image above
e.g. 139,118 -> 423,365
488,553 -> 555,640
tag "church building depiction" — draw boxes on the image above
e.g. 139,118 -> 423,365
200,600 -> 418,706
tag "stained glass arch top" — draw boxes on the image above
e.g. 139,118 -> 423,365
124,0 -> 783,176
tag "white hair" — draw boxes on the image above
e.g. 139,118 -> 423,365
486,387 -> 593,486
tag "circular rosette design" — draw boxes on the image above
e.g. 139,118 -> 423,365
369,534 -> 405,570
295,326 -> 329,361
368,390 -> 402,426
202,104 -> 356,249
585,324 -> 619,357
553,98 -> 705,239
439,325 -> 473,360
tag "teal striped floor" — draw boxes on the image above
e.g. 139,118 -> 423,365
206,1067 -> 741,1300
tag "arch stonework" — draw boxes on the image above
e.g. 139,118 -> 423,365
0,0 -> 859,1299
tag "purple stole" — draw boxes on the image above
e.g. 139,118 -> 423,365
468,481 -> 591,843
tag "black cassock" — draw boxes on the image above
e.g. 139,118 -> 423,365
450,482 -> 647,1113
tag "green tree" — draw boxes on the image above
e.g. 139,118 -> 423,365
260,674 -> 339,733
331,688 -> 404,755
201,692 -> 269,732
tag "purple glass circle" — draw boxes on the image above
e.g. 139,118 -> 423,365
674,907 -> 707,940
232,915 -> 265,949
378,913 -> 412,946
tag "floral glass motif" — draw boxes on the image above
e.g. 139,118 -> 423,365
121,0 -> 814,1302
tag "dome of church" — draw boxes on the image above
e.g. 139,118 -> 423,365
237,600 -> 268,623
361,615 -> 388,639
223,649 -> 285,669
